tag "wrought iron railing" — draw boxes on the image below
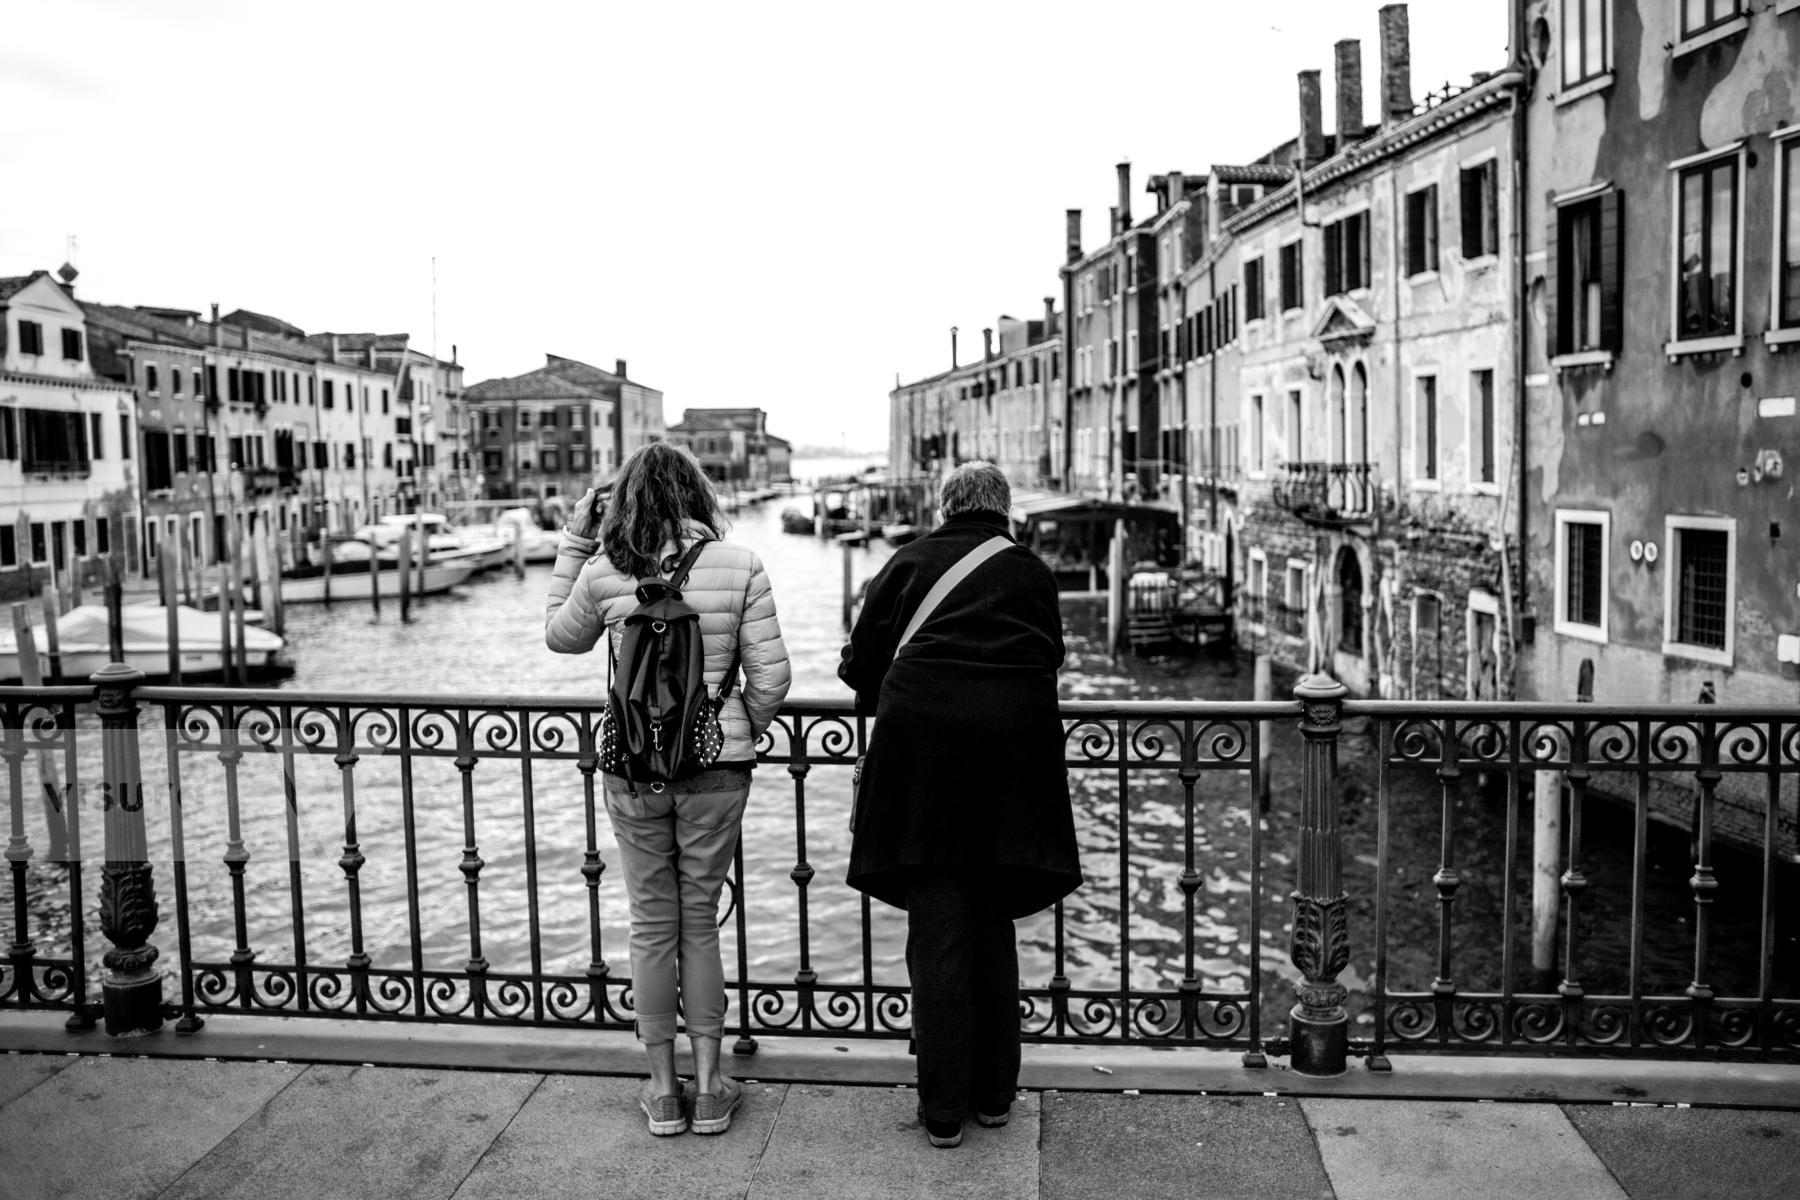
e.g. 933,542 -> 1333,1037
3,671 -> 1796,1073
1271,461 -> 1375,524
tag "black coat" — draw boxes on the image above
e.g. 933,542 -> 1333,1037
839,510 -> 1081,919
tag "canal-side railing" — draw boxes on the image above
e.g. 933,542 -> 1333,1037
3,669 -> 1796,1074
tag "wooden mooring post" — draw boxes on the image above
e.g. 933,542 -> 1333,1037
10,603 -> 69,863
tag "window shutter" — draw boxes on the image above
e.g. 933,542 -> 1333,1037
1483,162 -> 1499,256
1324,223 -> 1342,296
1406,195 -> 1422,274
1545,213 -> 1560,360
1461,170 -> 1481,258
1598,190 -> 1624,354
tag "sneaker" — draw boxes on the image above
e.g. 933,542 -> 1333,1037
974,1106 -> 1011,1128
639,1092 -> 687,1137
924,1116 -> 963,1148
691,1079 -> 743,1136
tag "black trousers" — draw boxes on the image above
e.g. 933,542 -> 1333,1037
904,870 -> 1021,1123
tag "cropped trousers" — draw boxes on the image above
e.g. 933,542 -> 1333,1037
905,870 -> 1022,1123
603,767 -> 751,1045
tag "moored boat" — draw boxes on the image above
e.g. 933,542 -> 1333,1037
279,544 -> 480,603
0,604 -> 291,683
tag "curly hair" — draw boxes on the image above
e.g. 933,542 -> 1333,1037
598,442 -> 726,577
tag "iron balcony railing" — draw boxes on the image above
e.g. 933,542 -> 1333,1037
3,671 -> 1796,1074
1271,461 -> 1376,525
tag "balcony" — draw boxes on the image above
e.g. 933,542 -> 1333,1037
1271,461 -> 1375,526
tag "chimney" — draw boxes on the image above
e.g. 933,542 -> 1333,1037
982,328 -> 994,363
211,303 -> 221,347
240,323 -> 249,349
1334,39 -> 1363,151
1109,206 -> 1120,237
451,343 -> 458,364
951,326 -> 959,369
1379,3 -> 1413,127
1066,209 -> 1082,263
366,346 -> 376,368
1115,161 -> 1132,231
329,333 -> 340,361
1298,69 -> 1325,165
1165,169 -> 1183,210
615,358 -> 627,378
1044,296 -> 1056,332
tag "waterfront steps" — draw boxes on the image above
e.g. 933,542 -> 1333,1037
3,1013 -> 1797,1199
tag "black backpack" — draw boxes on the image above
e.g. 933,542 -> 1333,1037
599,539 -> 738,788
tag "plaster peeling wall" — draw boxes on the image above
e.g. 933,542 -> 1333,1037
1635,0 -> 1673,122
1700,22 -> 1798,147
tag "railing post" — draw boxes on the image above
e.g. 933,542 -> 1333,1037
1288,672 -> 1349,1076
93,663 -> 163,1036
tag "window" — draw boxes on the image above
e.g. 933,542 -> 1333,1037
1285,561 -> 1309,617
1681,0 -> 1740,38
381,388 -> 389,414
172,428 -> 190,474
1664,517 -> 1734,664
1561,0 -> 1609,88
1471,369 -> 1497,487
1412,375 -> 1438,483
119,414 -> 131,459
1674,152 -> 1739,343
543,448 -> 560,472
571,446 -> 588,471
1323,211 -> 1370,296
29,522 -> 48,565
171,369 -> 183,397
1287,388 -> 1303,461
1248,550 -> 1268,602
61,328 -> 83,361
17,320 -> 43,355
1459,161 -> 1499,259
571,406 -> 587,428
1775,134 -> 1800,331
344,442 -> 356,468
1245,257 -> 1266,320
0,527 -> 13,569
21,409 -> 90,473
1126,330 -> 1138,371
1406,186 -> 1439,276
89,413 -> 102,459
72,519 -> 86,558
1553,510 -> 1609,641
519,409 -> 533,428
323,379 -> 335,409
1278,241 -> 1303,312
194,369 -> 204,397
1552,189 -> 1622,357
143,429 -> 173,490
382,443 -> 393,468
146,364 -> 160,392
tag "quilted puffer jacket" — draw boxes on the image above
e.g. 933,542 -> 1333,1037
544,519 -> 792,767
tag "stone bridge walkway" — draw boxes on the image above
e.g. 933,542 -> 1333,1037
1,1014 -> 1796,1199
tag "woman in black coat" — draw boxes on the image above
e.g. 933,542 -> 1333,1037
839,461 -> 1080,1149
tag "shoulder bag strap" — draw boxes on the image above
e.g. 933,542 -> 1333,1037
894,534 -> 1012,654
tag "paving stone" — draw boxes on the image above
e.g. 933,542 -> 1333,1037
750,1084 -> 1039,1200
1563,1104 -> 1800,1200
1041,1091 -> 1333,1200
453,1075 -> 786,1199
1302,1098 -> 1627,1200
160,1063 -> 539,1200
0,1055 -> 303,1200
0,1053 -> 75,1107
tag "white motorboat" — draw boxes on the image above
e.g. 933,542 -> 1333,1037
279,546 -> 479,604
0,604 -> 291,682
356,513 -> 511,572
470,507 -> 558,564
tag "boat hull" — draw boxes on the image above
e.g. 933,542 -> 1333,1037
278,560 -> 479,603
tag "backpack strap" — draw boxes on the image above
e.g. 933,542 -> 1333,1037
667,537 -> 744,706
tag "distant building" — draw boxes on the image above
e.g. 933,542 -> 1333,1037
464,355 -> 663,510
82,303 -> 417,577
766,433 -> 792,483
0,270 -> 138,599
306,333 -> 468,512
889,306 -> 1062,492
666,408 -> 778,489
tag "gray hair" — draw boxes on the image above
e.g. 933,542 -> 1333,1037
939,460 -> 1011,518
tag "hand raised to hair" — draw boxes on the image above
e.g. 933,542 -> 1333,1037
567,487 -> 603,539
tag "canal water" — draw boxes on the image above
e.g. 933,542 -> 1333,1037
15,459 -> 1793,1034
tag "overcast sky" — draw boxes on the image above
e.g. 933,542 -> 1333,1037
2,0 -> 1505,453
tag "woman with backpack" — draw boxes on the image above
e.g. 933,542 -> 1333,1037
546,442 -> 791,1137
